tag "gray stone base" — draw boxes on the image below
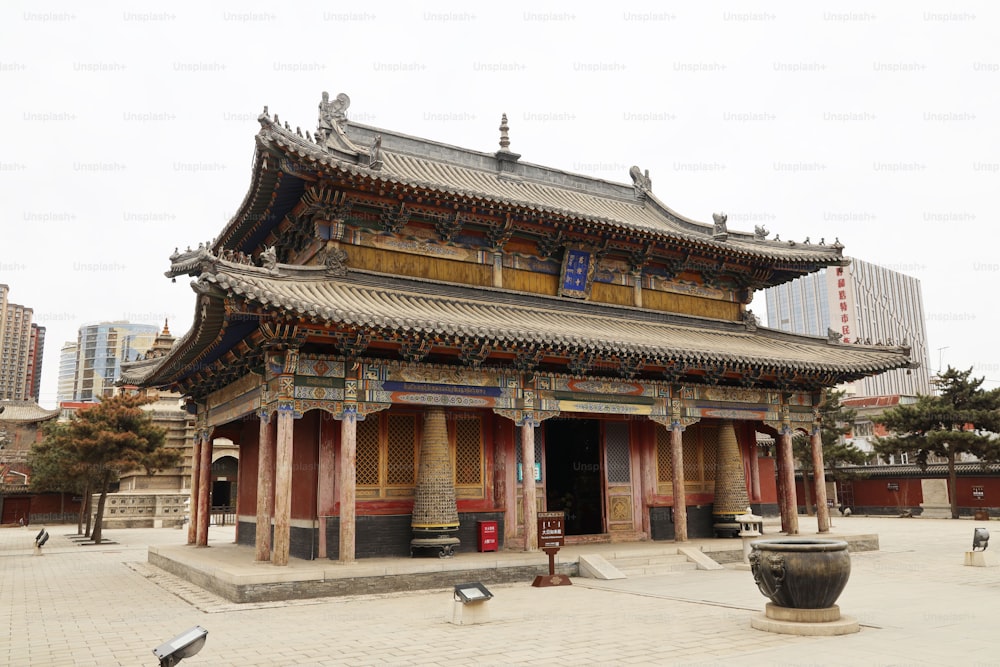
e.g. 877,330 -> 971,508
751,603 -> 860,636
148,549 -> 576,603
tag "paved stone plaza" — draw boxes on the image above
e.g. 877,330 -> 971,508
2,516 -> 999,666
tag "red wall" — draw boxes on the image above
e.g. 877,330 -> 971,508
290,411 -> 319,520
758,457 -> 777,504
844,477 -> 923,508
236,417 -> 261,516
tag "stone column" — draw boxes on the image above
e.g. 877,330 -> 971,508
187,433 -> 202,545
271,406 -> 295,566
521,419 -> 538,552
669,424 -> 688,542
338,408 -> 357,563
779,429 -> 799,535
712,420 -> 751,537
255,413 -> 275,562
811,426 -> 830,533
317,413 -> 337,560
196,429 -> 212,547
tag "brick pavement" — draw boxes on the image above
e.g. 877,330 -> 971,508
2,516 -> 999,666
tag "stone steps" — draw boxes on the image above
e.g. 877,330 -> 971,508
612,552 -> 700,577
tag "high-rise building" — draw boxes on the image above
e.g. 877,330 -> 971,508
74,322 -> 158,401
0,284 -> 44,402
761,257 -> 932,398
24,323 -> 45,402
56,341 -> 78,404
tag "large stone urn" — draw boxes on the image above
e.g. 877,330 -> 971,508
748,538 -> 859,635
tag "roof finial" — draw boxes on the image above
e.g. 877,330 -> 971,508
499,113 -> 511,151
162,319 -> 170,336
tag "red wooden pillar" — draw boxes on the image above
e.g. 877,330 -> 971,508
338,408 -> 357,563
639,423 -> 657,537
670,425 -> 688,542
338,408 -> 358,563
271,407 -> 295,566
317,413 -> 337,559
749,439 -> 761,502
521,419 -> 538,552
255,413 -> 275,562
779,430 -> 799,535
811,426 -> 831,533
196,429 -> 212,547
187,433 -> 201,545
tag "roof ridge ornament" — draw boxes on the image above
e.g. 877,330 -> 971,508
368,134 -> 383,171
313,91 -> 365,158
318,91 -> 350,140
495,113 -> 521,175
499,113 -> 511,151
712,212 -> 728,241
629,166 -> 652,200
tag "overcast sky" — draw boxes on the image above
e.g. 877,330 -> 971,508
3,1 -> 997,408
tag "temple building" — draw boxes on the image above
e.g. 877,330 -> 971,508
122,93 -> 913,565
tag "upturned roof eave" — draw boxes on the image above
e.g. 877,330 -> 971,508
139,261 -> 912,390
219,117 -> 848,269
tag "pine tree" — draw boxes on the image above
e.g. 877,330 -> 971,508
29,394 -> 181,543
793,388 -> 867,514
874,367 -> 1000,519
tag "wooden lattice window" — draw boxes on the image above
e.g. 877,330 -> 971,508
454,416 -> 482,486
605,422 -> 631,483
701,426 -> 718,482
656,425 -> 672,483
353,412 -> 419,497
683,431 -> 700,480
386,415 -> 417,486
356,417 -> 380,486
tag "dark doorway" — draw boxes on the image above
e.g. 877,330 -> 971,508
211,480 -> 233,507
544,419 -> 603,535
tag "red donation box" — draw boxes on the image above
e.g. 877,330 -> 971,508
478,520 -> 498,552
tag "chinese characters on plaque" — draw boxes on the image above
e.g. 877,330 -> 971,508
558,248 -> 596,299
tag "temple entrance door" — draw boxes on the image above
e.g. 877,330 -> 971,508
544,419 -> 604,535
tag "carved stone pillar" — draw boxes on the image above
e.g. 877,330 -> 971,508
255,412 -> 275,562
271,406 -> 295,566
811,425 -> 830,533
711,420 -> 750,538
196,428 -> 213,547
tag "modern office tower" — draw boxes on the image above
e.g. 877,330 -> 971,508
73,321 -> 158,401
762,257 -> 932,398
56,341 -> 78,403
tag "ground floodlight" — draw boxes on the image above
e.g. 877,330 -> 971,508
453,582 -> 493,604
973,528 -> 990,552
153,626 -> 208,667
